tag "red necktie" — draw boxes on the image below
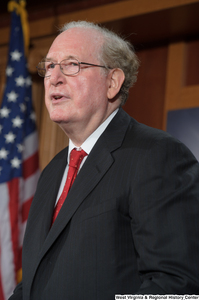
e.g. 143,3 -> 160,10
52,148 -> 87,224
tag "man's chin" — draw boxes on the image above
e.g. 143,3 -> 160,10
49,111 -> 65,123
50,115 -> 70,128
50,117 -> 64,124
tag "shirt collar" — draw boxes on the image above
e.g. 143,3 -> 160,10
68,108 -> 119,161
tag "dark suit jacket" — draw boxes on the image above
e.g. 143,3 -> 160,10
9,108 -> 199,299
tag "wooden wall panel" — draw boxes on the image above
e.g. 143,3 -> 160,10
185,40 -> 199,86
123,45 -> 168,130
164,41 -> 199,129
1,0 -> 199,45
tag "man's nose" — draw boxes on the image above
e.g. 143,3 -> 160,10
49,64 -> 64,85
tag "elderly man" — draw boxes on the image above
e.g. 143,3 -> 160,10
9,21 -> 199,299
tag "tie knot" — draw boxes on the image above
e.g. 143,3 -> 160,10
69,148 -> 87,169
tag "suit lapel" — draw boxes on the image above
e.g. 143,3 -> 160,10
34,108 -> 132,270
26,147 -> 68,249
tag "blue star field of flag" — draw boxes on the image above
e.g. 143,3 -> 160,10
0,10 -> 36,183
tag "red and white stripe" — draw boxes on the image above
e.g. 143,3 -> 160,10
0,131 -> 40,300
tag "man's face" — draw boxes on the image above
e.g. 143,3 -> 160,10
44,27 -> 113,141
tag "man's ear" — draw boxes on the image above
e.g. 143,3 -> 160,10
107,68 -> 125,100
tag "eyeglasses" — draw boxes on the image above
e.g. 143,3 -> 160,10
36,58 -> 109,77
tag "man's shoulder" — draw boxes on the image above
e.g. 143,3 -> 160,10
119,109 -> 174,144
120,110 -> 197,159
115,108 -> 170,138
106,108 -> 186,150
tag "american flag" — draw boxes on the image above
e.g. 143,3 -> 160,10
0,2 -> 40,299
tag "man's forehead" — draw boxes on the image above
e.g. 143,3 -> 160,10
47,27 -> 103,59
56,27 -> 102,44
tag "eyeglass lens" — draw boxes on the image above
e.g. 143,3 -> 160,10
37,59 -> 80,77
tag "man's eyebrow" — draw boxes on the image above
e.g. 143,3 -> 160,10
67,55 -> 79,60
45,57 -> 53,61
44,55 -> 79,61
44,56 -> 54,61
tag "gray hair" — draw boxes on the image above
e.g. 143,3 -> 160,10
60,21 -> 140,105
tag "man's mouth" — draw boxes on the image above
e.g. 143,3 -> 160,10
50,92 -> 70,103
53,95 -> 63,100
51,93 -> 65,101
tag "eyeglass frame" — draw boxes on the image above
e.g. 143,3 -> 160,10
36,58 -> 111,78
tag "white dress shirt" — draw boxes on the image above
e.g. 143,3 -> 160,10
55,108 -> 119,204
